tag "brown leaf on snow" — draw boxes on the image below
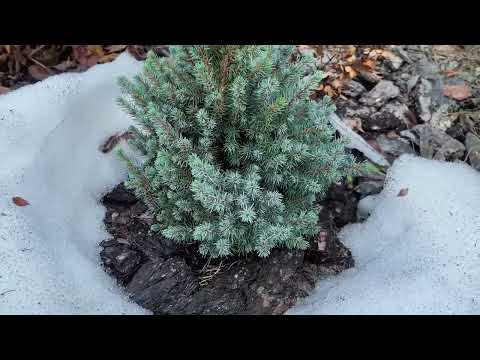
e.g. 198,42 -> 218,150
443,84 -> 472,101
0,85 -> 10,95
397,188 -> 409,197
28,64 -> 51,81
12,196 -> 30,206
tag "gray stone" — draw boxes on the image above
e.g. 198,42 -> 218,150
401,124 -> 465,161
416,78 -> 433,122
359,80 -> 400,108
395,47 -> 412,64
342,80 -> 367,98
376,134 -> 415,162
355,181 -> 384,198
465,132 -> 480,171
384,52 -> 404,71
364,102 -> 411,131
344,106 -> 372,120
407,75 -> 420,93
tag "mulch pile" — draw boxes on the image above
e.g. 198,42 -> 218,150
100,182 -> 356,315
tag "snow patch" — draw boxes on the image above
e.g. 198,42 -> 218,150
289,154 -> 480,314
0,53 -> 148,314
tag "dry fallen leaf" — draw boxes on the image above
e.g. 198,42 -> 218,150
0,85 -> 10,95
443,84 -> 472,101
397,188 -> 409,197
345,54 -> 356,64
87,45 -> 104,57
442,69 -> 460,77
322,84 -> 337,98
12,196 -> 30,206
72,45 -> 101,68
331,79 -> 343,89
344,65 -> 357,79
362,58 -> 376,70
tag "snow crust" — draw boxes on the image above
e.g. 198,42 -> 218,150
0,53 -> 148,314
289,154 -> 480,314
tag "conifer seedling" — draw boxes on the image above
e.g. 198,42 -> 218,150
117,45 -> 355,258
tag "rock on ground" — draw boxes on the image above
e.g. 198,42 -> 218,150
401,124 -> 465,161
359,80 -> 400,108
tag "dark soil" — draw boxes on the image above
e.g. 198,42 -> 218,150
99,182 -> 357,315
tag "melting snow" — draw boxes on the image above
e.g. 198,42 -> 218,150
0,53 -> 147,314
289,154 -> 480,314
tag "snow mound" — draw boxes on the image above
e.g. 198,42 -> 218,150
289,154 -> 480,314
0,53 -> 148,314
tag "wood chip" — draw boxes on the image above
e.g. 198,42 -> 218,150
0,85 -> 10,95
12,196 -> 30,206
397,188 -> 409,197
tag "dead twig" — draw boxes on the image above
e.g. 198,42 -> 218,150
199,260 -> 223,287
99,131 -> 134,153
0,289 -> 15,297
28,45 -> 46,58
27,55 -> 53,74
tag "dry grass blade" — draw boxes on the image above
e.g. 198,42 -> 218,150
199,260 -> 223,286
